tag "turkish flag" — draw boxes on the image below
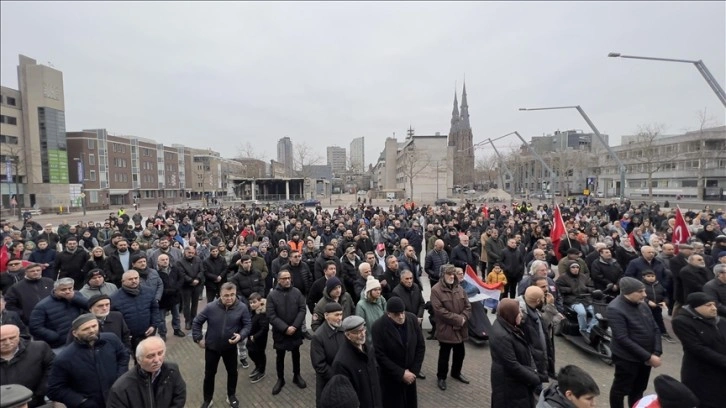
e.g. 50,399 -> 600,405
482,206 -> 489,219
672,207 -> 691,254
550,205 -> 567,261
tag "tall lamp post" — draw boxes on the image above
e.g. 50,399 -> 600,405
608,52 -> 726,107
519,105 -> 626,202
73,157 -> 87,216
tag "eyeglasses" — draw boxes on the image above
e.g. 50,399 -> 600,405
278,277 -> 291,280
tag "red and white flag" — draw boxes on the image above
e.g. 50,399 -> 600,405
463,265 -> 502,302
672,207 -> 691,254
550,205 -> 567,260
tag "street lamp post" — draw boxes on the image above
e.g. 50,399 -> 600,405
73,157 -> 87,216
519,105 -> 627,202
608,52 -> 726,107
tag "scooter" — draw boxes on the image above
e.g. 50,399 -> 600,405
556,290 -> 613,365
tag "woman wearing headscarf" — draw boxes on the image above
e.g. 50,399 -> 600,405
489,298 -> 542,408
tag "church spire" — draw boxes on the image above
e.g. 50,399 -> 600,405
450,88 -> 460,133
460,81 -> 470,128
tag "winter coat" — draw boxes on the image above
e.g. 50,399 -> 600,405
590,258 -> 624,291
489,318 -> 541,408
176,256 -> 205,287
228,268 -> 264,300
371,312 -> 425,408
111,286 -> 160,338
47,333 -> 130,408
314,253 -> 341,281
0,338 -> 54,406
430,279 -> 471,344
703,278 -> 726,317
537,384 -> 574,408
624,256 -> 667,284
4,277 -> 54,324
501,246 -> 526,281
679,264 -> 711,302
556,270 -> 594,307
671,306 -> 726,408
192,298 -> 251,352
311,289 -> 354,332
643,280 -> 667,305
391,282 -> 425,318
424,248 -> 449,281
606,295 -> 662,363
355,295 -> 387,344
203,254 -> 228,286
157,266 -> 183,309
136,267 -> 163,302
29,292 -> 88,348
310,321 -> 346,407
106,362 -> 186,408
56,248 -> 90,290
106,251 -> 131,287
247,300 -> 269,352
266,284 -> 306,350
27,247 -> 57,279
518,299 -> 554,381
332,340 -> 383,408
80,282 -> 119,299
340,257 -> 362,296
451,244 -> 477,272
485,237 -> 505,266
284,260 -> 314,295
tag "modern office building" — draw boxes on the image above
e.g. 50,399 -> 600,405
277,137 -> 294,176
326,145 -> 347,176
349,137 -> 365,172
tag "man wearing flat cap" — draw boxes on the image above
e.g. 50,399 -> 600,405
0,384 -> 34,408
672,292 -> 726,408
310,302 -> 346,408
606,277 -> 662,408
48,314 -> 129,408
332,315 -> 383,408
371,297 -> 425,408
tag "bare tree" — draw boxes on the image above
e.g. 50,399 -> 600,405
550,149 -> 591,196
399,146 -> 430,199
631,123 -> 677,198
237,141 -> 266,161
475,155 -> 499,189
293,142 -> 324,179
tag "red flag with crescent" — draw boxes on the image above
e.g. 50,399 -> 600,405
550,206 -> 567,261
672,207 -> 691,255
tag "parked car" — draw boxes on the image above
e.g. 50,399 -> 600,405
434,198 -> 457,206
300,199 -> 321,207
464,189 -> 477,194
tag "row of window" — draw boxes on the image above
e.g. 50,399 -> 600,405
0,95 -> 17,106
113,173 -> 129,182
0,115 -> 18,125
0,134 -> 19,144
113,158 -> 128,168
111,143 -> 126,153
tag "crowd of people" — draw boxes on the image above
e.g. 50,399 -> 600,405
1,197 -> 725,408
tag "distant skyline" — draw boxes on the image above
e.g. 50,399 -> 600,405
1,2 -> 723,167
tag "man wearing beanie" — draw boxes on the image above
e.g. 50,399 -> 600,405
606,276 -> 662,408
331,315 -> 383,408
310,302 -> 346,408
86,294 -> 131,350
310,276 -> 354,333
47,313 -> 129,408
371,296 -> 426,408
672,292 -> 726,408
319,374 -> 359,408
79,269 -> 118,299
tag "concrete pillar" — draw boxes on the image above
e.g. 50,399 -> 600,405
285,180 -> 290,200
251,181 -> 256,201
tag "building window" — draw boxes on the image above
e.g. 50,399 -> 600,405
88,139 -> 95,149
88,154 -> 95,165
0,135 -> 19,144
6,97 -> 16,106
0,115 -> 18,125
89,190 -> 99,203
90,170 -> 96,181
682,180 -> 697,188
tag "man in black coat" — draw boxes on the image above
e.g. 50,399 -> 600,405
86,294 -> 131,351
371,297 -> 425,408
55,236 -> 89,290
606,277 -> 662,408
679,254 -> 711,304
450,234 -> 477,273
671,292 -> 726,408
332,315 -> 383,408
500,238 -> 525,299
310,302 -> 346,408
703,264 -> 726,317
313,244 -> 341,280
308,261 -> 338,313
267,269 -> 308,396
177,246 -> 204,330
156,253 -> 185,339
669,243 -> 694,314
106,337 -> 187,407
391,270 -> 425,325
3,263 -> 53,325
0,324 -> 54,408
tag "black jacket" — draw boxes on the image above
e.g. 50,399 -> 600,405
228,268 -> 264,300
703,278 -> 726,317
679,264 -> 711,302
105,251 -> 132,287
307,277 -> 327,314
29,292 -> 88,348
391,282 -> 425,318
672,306 -> 726,408
590,258 -> 624,291
0,338 -> 54,406
371,312 -> 425,408
283,260 -> 314,295
500,246 -> 525,281
56,249 -> 89,290
332,340 -> 383,408
4,277 -> 54,324
607,295 -> 662,363
310,322 -> 346,406
111,286 -> 160,338
424,249 -> 449,281
106,363 -> 186,408
192,298 -> 251,352
157,266 -> 183,309
203,254 -> 228,285
489,318 -> 541,408
451,244 -> 477,272
247,301 -> 269,352
176,256 -> 205,287
266,284 -> 306,351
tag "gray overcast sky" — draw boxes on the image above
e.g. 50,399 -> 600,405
2,1 -> 724,166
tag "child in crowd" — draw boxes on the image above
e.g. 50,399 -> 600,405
641,269 -> 673,342
486,263 -> 508,299
247,292 -> 269,383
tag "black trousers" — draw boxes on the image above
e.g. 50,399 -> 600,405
248,345 -> 267,373
276,347 -> 301,380
181,285 -> 203,323
203,347 -> 238,401
504,278 -> 520,299
437,341 -> 465,380
205,282 -> 220,302
609,356 -> 652,408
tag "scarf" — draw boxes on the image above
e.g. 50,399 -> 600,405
122,286 -> 140,296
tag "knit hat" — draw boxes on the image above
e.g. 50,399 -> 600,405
653,374 -> 699,408
364,275 -> 381,298
641,269 -> 656,277
717,251 -> 726,259
85,268 -> 105,284
325,277 -> 342,294
686,292 -> 715,309
247,247 -> 258,254
386,297 -> 405,313
320,374 -> 359,408
71,313 -> 98,331
324,302 -> 343,313
130,253 -> 145,265
87,294 -> 110,309
341,315 -> 365,332
619,277 -> 645,295
0,384 -> 33,408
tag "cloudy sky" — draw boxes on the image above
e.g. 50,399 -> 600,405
2,2 -> 724,167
